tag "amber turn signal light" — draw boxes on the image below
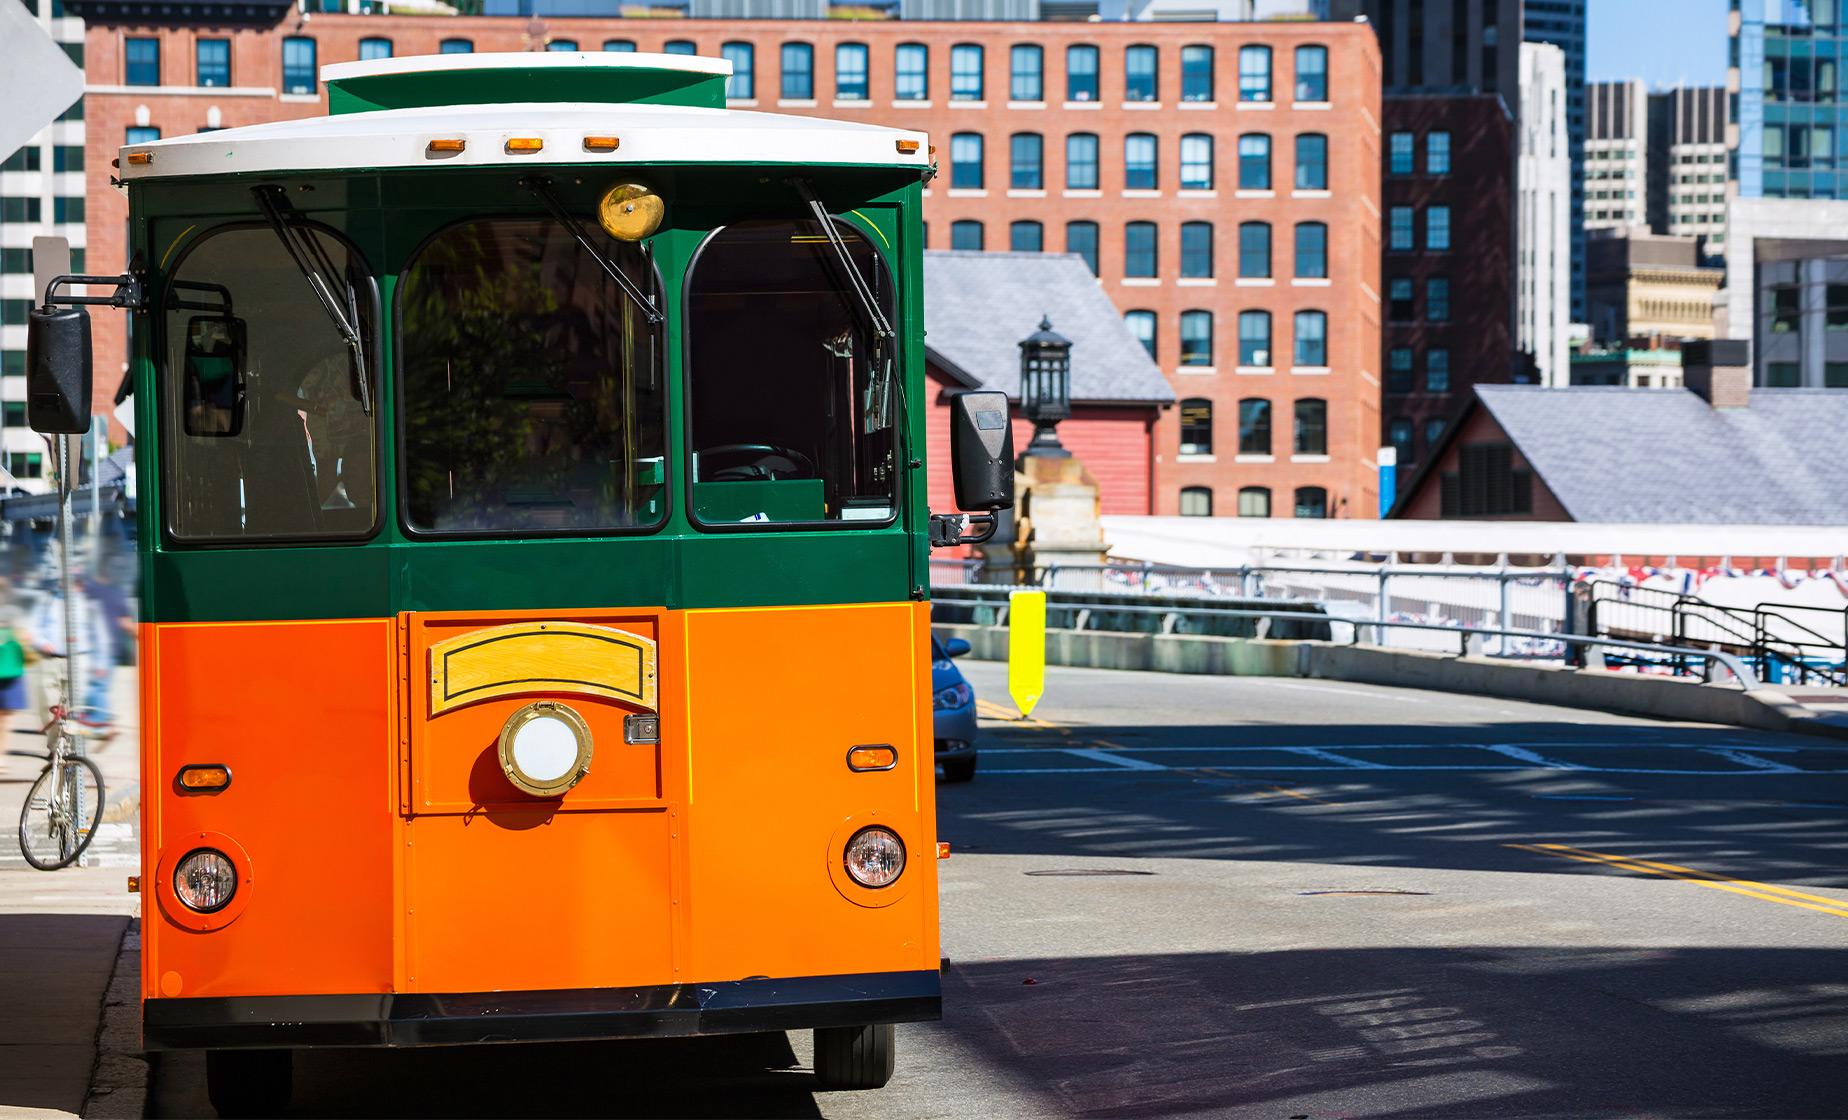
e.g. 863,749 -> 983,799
427,138 -> 467,153
937,842 -> 951,860
127,876 -> 140,893
583,136 -> 620,151
125,151 -> 153,165
847,744 -> 897,772
896,139 -> 920,154
176,764 -> 231,793
505,137 -> 544,153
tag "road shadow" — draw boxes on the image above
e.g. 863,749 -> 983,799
0,912 -> 131,1117
940,719 -> 1848,886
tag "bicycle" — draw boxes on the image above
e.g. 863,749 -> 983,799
14,701 -> 105,871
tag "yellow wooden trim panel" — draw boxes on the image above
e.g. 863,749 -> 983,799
427,621 -> 658,715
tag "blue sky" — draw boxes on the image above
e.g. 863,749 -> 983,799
1586,0 -> 1730,89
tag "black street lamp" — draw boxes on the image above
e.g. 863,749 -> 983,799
1018,315 -> 1072,458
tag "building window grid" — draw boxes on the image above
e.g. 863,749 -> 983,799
196,38 -> 230,86
1125,132 -> 1158,189
1426,277 -> 1450,322
1067,132 -> 1099,189
1238,45 -> 1271,102
1180,222 -> 1213,279
1180,398 -> 1214,455
1180,133 -> 1213,190
950,220 -> 984,251
1295,222 -> 1327,278
1427,130 -> 1451,175
281,36 -> 315,95
1180,487 -> 1213,516
1011,132 -> 1043,189
1426,348 -> 1451,392
1181,45 -> 1214,103
1010,44 -> 1042,102
1238,221 -> 1271,279
125,36 -> 159,86
1125,45 -> 1158,102
1068,221 -> 1099,275
836,43 -> 868,99
782,43 -> 814,100
949,132 -> 983,189
1125,221 -> 1158,278
1294,310 -> 1327,366
950,43 -> 983,101
1179,309 -> 1213,366
1010,220 -> 1043,252
1238,486 -> 1270,517
1238,133 -> 1271,189
722,42 -> 754,99
1125,309 -> 1156,359
896,43 -> 928,100
1294,398 -> 1327,455
1239,310 -> 1271,366
1294,44 -> 1328,102
1238,398 -> 1271,455
1389,131 -> 1414,175
1067,44 -> 1099,101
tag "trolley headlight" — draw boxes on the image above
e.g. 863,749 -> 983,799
497,701 -> 595,798
843,826 -> 906,889
173,848 -> 237,913
597,181 -> 664,241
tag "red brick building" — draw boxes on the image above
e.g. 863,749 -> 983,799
79,11 -> 1381,518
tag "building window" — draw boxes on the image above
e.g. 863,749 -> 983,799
1237,398 -> 1271,455
1389,206 -> 1414,251
723,42 -> 754,99
125,125 -> 160,145
1388,276 -> 1414,320
1179,309 -> 1213,366
1125,44 -> 1158,102
282,37 -> 315,95
0,299 -> 30,325
1426,277 -> 1450,322
1067,44 -> 1099,101
441,38 -> 474,54
1238,133 -> 1271,189
1011,44 -> 1042,101
7,453 -> 43,479
1427,130 -> 1451,175
950,133 -> 983,189
1425,347 -> 1450,391
1766,361 -> 1801,386
3,400 -> 24,424
1180,487 -> 1213,516
1238,486 -> 1270,516
1389,131 -> 1414,175
836,43 -> 869,99
1238,45 -> 1271,102
1181,44 -> 1214,102
664,41 -> 697,55
1388,417 -> 1414,466
1010,220 -> 1043,252
1125,132 -> 1158,189
1180,133 -> 1213,190
1771,285 -> 1800,332
547,39 -> 578,51
1239,310 -> 1271,366
782,43 -> 814,99
602,39 -> 634,52
1067,132 -> 1099,189
1426,205 -> 1451,250
125,36 -> 159,86
1294,398 -> 1327,455
950,220 -> 984,251
53,197 -> 82,224
1442,444 -> 1532,517
1387,347 -> 1413,392
1068,221 -> 1099,275
1125,309 -> 1156,358
1,198 -> 40,223
52,146 -> 81,172
1295,133 -> 1327,189
1180,222 -> 1212,278
1295,222 -> 1327,278
1238,221 -> 1270,278
1125,221 -> 1157,278
197,38 -> 231,85
1011,132 -> 1043,189
1181,398 -> 1214,454
896,43 -> 928,100
1424,418 -> 1447,449
950,43 -> 983,100
1294,310 -> 1326,366
1294,486 -> 1328,518
1295,44 -> 1328,101
1,149 -> 37,172
1827,283 -> 1848,331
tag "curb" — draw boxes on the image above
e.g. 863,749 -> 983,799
82,918 -> 147,1120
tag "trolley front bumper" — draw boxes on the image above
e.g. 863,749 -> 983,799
143,969 -> 941,1050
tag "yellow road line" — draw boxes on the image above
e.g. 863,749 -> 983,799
975,698 -> 1065,732
1508,842 -> 1848,920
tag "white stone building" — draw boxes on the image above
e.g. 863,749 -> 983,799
1585,79 -> 1649,233
1518,42 -> 1570,387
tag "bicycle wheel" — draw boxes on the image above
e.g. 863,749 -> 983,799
18,755 -> 104,871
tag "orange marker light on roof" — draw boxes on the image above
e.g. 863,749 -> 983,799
427,138 -> 466,153
896,139 -> 920,154
583,136 -> 620,152
505,137 -> 545,153
125,151 -> 153,165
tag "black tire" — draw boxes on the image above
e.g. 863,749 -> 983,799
207,1048 -> 293,1118
17,754 -> 103,871
940,753 -> 977,784
813,1023 -> 895,1090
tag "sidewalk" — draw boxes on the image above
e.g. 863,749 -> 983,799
0,665 -> 142,1120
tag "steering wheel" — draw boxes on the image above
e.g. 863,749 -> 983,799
698,443 -> 817,482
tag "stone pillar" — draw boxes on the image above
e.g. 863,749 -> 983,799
1011,452 -> 1107,590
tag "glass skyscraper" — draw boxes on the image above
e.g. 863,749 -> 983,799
1732,0 -> 1847,198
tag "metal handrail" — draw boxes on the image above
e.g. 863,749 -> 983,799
930,594 -> 1762,690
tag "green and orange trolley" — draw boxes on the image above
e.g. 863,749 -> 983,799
25,49 -> 1014,1114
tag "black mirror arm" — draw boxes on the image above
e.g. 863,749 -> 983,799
929,512 -> 997,549
519,176 -> 664,326
40,274 -> 144,312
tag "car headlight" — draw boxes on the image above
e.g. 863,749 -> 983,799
173,848 -> 237,913
843,826 -> 906,889
933,682 -> 973,711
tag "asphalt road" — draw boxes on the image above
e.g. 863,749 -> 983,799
152,664 -> 1848,1119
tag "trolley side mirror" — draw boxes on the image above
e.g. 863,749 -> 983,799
25,304 -> 93,436
949,389 -> 1014,513
182,314 -> 248,438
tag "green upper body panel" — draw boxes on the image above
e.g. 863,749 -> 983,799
325,58 -> 730,116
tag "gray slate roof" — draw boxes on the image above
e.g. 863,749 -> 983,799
1476,384 -> 1848,523
923,251 -> 1175,405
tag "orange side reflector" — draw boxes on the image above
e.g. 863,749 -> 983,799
583,136 -> 620,151
505,137 -> 544,153
846,745 -> 897,772
427,138 -> 466,153
937,842 -> 951,860
896,139 -> 920,154
177,764 -> 231,791
127,876 -> 140,893
125,151 -> 153,165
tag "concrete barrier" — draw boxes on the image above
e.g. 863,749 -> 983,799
936,624 -> 1846,741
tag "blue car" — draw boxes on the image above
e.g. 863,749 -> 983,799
931,635 -> 978,782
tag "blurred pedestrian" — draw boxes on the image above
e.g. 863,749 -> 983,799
31,579 -> 113,733
0,581 -> 29,778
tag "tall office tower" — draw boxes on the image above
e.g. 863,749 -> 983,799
1647,86 -> 1729,260
1523,0 -> 1584,320
0,0 -> 86,493
1357,0 -> 1523,110
1585,80 -> 1649,232
1518,42 -> 1569,386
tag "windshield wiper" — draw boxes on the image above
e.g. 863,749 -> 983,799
252,185 -> 373,416
519,176 -> 664,326
787,177 -> 893,345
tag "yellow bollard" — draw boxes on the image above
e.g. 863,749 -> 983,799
1008,589 -> 1047,717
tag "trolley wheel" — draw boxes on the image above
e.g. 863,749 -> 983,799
813,1022 -> 895,1090
940,754 -> 977,784
206,1048 -> 293,1118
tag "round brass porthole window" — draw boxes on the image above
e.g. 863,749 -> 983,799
497,701 -> 595,798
